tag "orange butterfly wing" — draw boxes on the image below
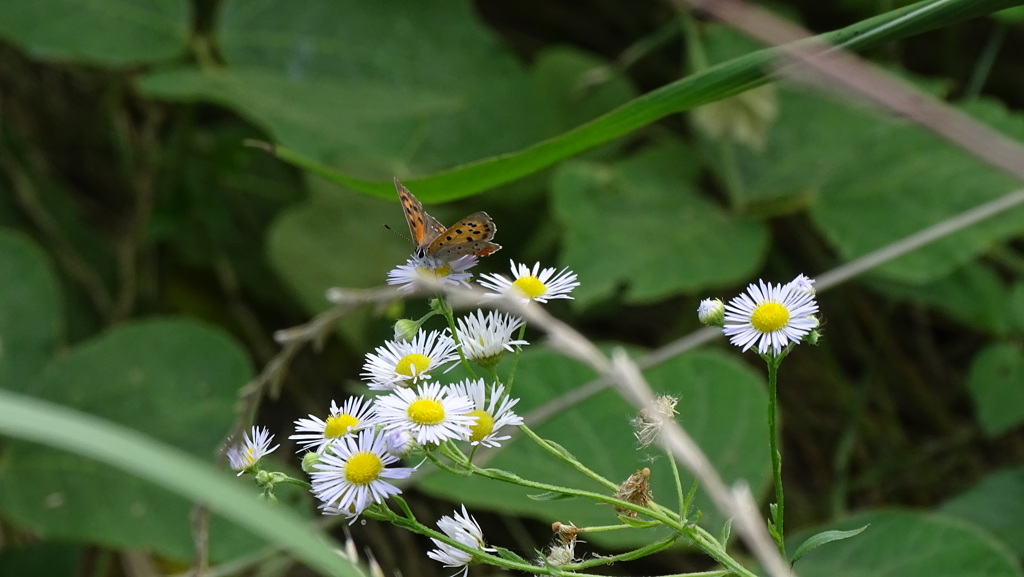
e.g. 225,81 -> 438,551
395,178 -> 445,251
425,211 -> 500,260
394,179 -> 501,261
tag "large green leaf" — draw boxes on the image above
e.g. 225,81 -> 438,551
0,230 -> 61,393
866,262 -> 1015,336
551,140 -> 767,306
0,0 -> 188,65
142,0 -> 556,176
530,46 -> 639,161
941,467 -> 1024,558
266,178 -> 413,347
250,0 -> 1023,202
418,347 -> 770,550
0,319 -> 274,562
789,510 -> 1022,577
774,92 -> 1024,284
137,69 -> 460,171
965,342 -> 1024,437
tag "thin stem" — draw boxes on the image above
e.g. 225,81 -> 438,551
437,297 -> 478,379
765,353 -> 787,561
467,464 -> 756,577
504,322 -> 528,393
667,449 -> 687,521
518,424 -> 618,491
964,20 -> 1007,100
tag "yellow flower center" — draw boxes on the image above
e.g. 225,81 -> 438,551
395,353 -> 431,378
418,264 -> 452,277
240,448 -> 256,468
324,414 -> 360,438
750,302 -> 789,333
345,452 -> 383,485
512,276 -> 547,299
407,398 -> 446,425
467,409 -> 493,442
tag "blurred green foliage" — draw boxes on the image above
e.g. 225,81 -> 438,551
2,0 -> 1024,576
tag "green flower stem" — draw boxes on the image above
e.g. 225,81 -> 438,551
469,464 -> 756,577
504,322 -> 529,393
427,447 -> 472,476
518,424 -> 618,491
375,506 -> 541,574
765,352 -> 787,560
274,475 -> 311,490
562,535 -> 679,570
434,296 -> 478,379
666,450 -> 687,521
486,365 -> 501,385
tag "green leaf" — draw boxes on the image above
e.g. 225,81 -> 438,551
144,0 -> 557,176
1010,281 -> 1024,334
138,68 -> 460,168
867,263 -> 1014,336
719,517 -> 733,547
0,389 -> 360,577
796,94 -> 1024,284
941,466 -> 1024,558
542,440 -> 581,462
619,516 -> 661,529
0,0 -> 188,65
994,6 -> 1024,21
266,180 -> 410,348
0,319 -> 276,562
552,140 -> 768,306
791,525 -> 870,565
251,0 -> 1023,202
494,546 -> 530,564
526,492 -> 572,502
965,342 -> 1024,437
787,510 -> 1021,577
530,46 -> 638,159
0,230 -> 61,392
418,347 -> 770,550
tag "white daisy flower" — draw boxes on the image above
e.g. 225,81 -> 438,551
290,396 -> 376,454
387,255 -> 477,292
227,426 -> 279,475
447,379 -> 523,448
455,309 -> 528,367
427,505 -> 494,577
310,429 -> 415,521
362,329 -> 459,390
723,279 -> 819,355
374,382 -> 477,445
477,260 -> 579,303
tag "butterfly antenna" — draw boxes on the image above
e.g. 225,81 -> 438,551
384,223 -> 411,243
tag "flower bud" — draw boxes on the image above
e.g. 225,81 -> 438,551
697,298 -> 725,327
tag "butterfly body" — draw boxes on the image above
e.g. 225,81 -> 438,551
395,178 -> 500,262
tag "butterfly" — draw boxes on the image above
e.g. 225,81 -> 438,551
395,177 -> 501,263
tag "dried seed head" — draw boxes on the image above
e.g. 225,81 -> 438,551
551,521 -> 580,545
631,395 -> 679,448
543,521 -> 581,566
614,467 -> 652,518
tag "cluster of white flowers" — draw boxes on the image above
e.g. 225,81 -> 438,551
226,240 -> 825,576
262,258 -> 576,572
